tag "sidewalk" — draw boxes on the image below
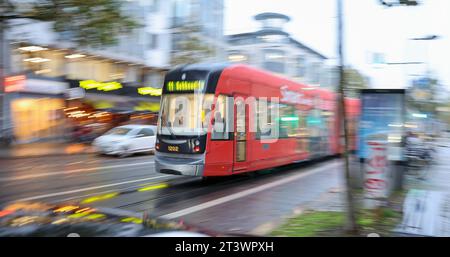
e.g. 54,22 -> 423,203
244,137 -> 450,237
393,137 -> 450,236
0,142 -> 98,159
249,183 -> 348,236
259,153 -> 409,237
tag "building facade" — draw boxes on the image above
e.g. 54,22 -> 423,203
6,0 -> 225,86
1,0 -> 225,143
226,12 -> 337,90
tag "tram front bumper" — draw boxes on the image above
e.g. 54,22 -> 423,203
155,155 -> 205,176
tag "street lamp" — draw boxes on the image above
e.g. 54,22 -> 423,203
407,34 -> 440,73
410,35 -> 441,41
387,35 -> 440,65
380,0 -> 419,7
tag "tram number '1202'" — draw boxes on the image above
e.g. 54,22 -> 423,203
168,146 -> 179,152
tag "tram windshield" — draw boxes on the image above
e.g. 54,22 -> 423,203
158,93 -> 215,137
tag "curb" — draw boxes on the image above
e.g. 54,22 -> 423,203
250,206 -> 304,236
250,188 -> 346,236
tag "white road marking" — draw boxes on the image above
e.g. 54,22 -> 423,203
68,161 -> 84,165
0,161 -> 155,182
160,161 -> 342,219
11,175 -> 172,203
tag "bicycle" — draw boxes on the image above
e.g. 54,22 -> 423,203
405,144 -> 433,180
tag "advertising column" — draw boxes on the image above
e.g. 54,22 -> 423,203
358,89 -> 406,206
364,141 -> 389,207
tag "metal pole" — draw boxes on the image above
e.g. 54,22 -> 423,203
337,0 -> 358,233
0,21 -> 6,138
0,19 -> 12,145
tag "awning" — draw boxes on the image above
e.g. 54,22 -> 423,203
82,94 -> 160,113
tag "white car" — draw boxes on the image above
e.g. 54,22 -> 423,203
93,125 -> 157,157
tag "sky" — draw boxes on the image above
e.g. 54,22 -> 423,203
224,0 -> 450,91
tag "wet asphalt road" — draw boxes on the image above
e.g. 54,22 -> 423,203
0,153 -> 344,234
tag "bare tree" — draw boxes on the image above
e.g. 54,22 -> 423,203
337,0 -> 359,234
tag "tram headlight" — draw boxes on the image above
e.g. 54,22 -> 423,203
194,140 -> 200,146
155,138 -> 160,150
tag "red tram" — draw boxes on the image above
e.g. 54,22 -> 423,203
155,63 -> 360,177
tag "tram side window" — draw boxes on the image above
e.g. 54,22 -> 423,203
298,110 -> 309,153
279,104 -> 299,138
211,95 -> 231,140
255,100 -> 278,140
307,109 -> 322,137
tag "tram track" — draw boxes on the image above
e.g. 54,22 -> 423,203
112,157 -> 339,213
114,174 -> 251,211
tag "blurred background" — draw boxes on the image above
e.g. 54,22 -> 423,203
1,0 -> 448,147
0,0 -> 450,237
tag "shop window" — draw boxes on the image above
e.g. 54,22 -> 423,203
11,98 -> 65,143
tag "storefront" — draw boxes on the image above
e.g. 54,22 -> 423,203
64,79 -> 162,140
3,74 -> 69,143
2,74 -> 163,143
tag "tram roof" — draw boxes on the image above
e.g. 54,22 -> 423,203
169,62 -> 230,75
166,63 -> 351,102
222,64 -> 331,97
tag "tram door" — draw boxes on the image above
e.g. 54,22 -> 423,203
233,96 -> 249,172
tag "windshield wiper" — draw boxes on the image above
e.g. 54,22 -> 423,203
167,125 -> 177,139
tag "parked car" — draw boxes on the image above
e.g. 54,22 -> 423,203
0,127 -> 15,146
92,125 -> 156,157
72,123 -> 111,143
